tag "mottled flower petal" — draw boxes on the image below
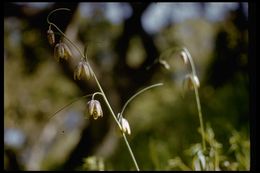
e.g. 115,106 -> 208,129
74,61 -> 92,80
62,43 -> 72,58
47,29 -> 55,46
74,62 -> 83,80
83,63 -> 91,79
88,100 -> 103,120
120,117 -> 131,135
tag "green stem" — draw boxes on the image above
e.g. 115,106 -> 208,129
47,9 -> 140,170
123,133 -> 140,171
47,8 -> 71,24
183,47 -> 197,76
92,72 -> 122,128
194,87 -> 206,151
92,92 -> 103,100
47,94 -> 93,120
183,47 -> 206,151
121,83 -> 163,117
91,71 -> 140,171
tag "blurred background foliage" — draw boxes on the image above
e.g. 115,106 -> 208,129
4,2 -> 250,171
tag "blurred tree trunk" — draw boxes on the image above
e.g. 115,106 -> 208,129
114,2 -> 159,104
205,3 -> 248,88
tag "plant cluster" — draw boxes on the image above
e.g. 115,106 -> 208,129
45,8 -> 249,171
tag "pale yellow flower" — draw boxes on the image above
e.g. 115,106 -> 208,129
88,100 -> 103,120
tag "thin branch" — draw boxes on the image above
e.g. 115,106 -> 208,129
47,94 -> 92,120
120,83 -> 164,117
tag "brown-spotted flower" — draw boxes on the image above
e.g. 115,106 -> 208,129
88,99 -> 103,120
47,28 -> 55,46
74,61 -> 91,80
54,42 -> 72,61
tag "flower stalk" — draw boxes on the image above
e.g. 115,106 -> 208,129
46,8 -> 164,171
182,48 -> 206,152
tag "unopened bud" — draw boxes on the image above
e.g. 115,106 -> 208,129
120,117 -> 131,135
183,74 -> 200,90
180,51 -> 188,64
192,75 -> 200,88
54,43 -> 64,61
47,29 -> 55,46
88,100 -> 103,120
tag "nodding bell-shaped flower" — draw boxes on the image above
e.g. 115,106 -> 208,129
88,100 -> 103,120
119,117 -> 131,135
180,51 -> 188,64
74,61 -> 91,80
54,42 -> 72,61
192,75 -> 200,88
63,43 -> 72,57
47,28 -> 55,46
183,74 -> 200,90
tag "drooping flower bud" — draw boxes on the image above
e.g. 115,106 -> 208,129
74,61 -> 91,80
54,43 -> 64,61
119,117 -> 131,135
88,100 -> 103,120
192,75 -> 200,88
54,42 -> 72,61
183,74 -> 200,90
180,51 -> 188,64
47,28 -> 55,46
